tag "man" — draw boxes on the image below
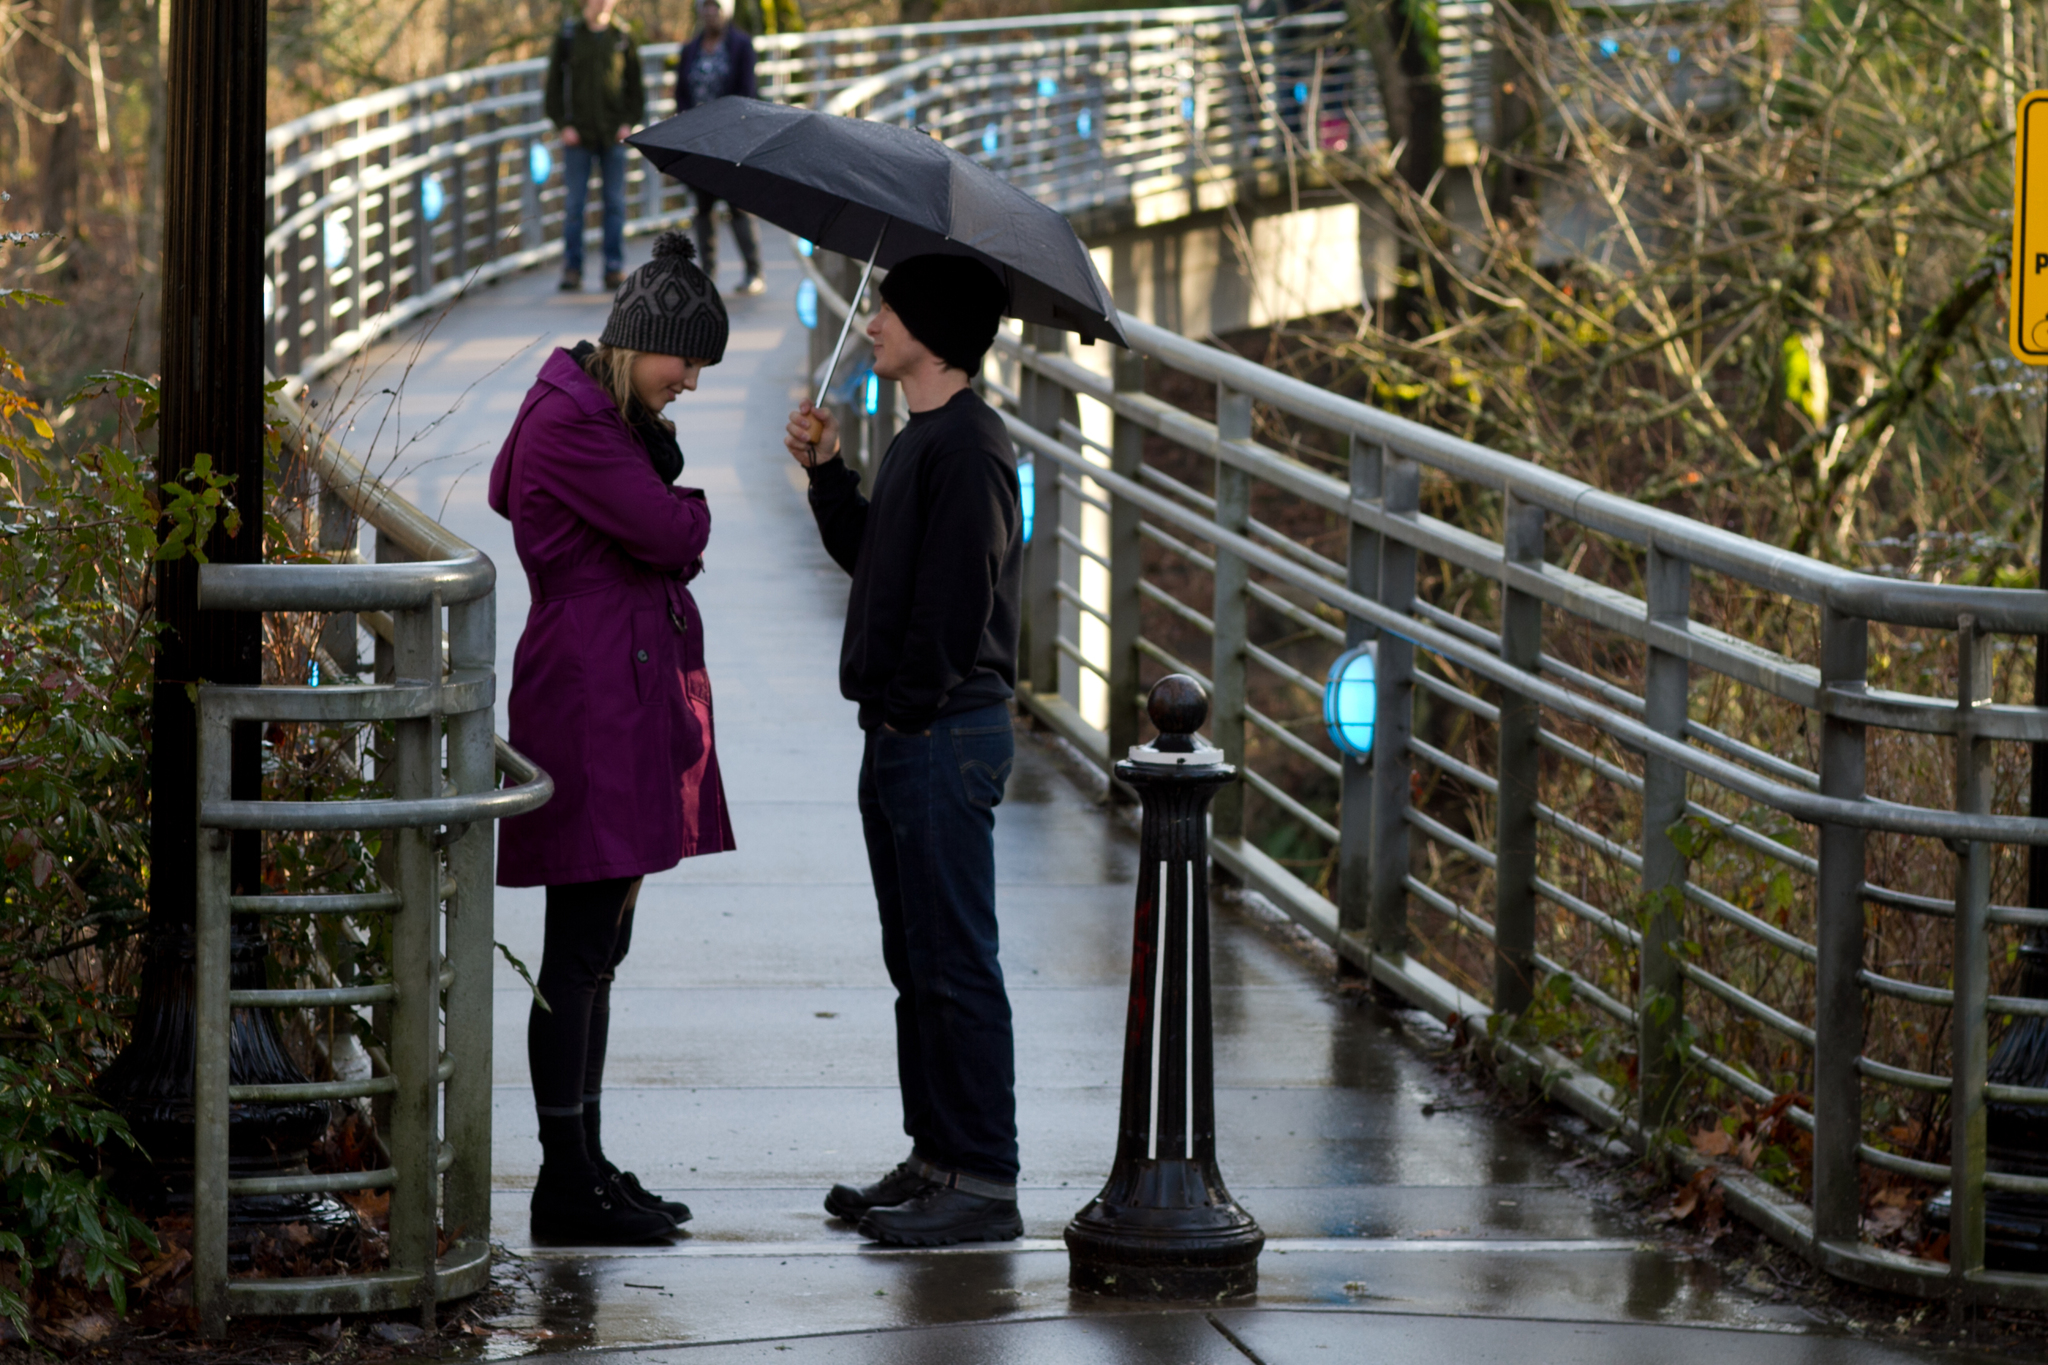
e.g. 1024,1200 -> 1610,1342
781,255 -> 1022,1246
675,0 -> 765,294
545,0 -> 645,292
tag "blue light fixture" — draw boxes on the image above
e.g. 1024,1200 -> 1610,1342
308,660 -> 321,688
529,141 -> 553,185
1323,643 -> 1377,760
1182,95 -> 1195,120
1019,459 -> 1035,543
1037,76 -> 1058,98
1293,82 -> 1308,104
1598,37 -> 1619,58
322,213 -> 351,270
795,277 -> 819,330
797,237 -> 815,256
1077,108 -> 1093,138
420,172 -> 446,223
1667,46 -> 1682,63
982,122 -> 1000,155
863,369 -> 880,415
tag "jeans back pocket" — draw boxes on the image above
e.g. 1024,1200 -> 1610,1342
951,722 -> 1014,811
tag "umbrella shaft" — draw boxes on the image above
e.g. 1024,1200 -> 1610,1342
814,222 -> 889,413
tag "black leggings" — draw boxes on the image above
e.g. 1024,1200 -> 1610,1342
528,876 -> 639,1115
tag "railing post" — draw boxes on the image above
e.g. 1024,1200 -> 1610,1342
1638,545 -> 1692,1129
521,136 -> 544,251
1367,456 -> 1419,959
1107,348 -> 1146,772
413,129 -> 436,301
1021,324 -> 1070,706
441,592 -> 495,1254
1493,494 -> 1544,1016
1812,604 -> 1869,1244
1336,435 -> 1380,970
1951,614 -> 1993,1281
449,135 -> 469,277
387,598 -> 441,1325
317,483 -> 360,673
1210,385 -> 1251,841
191,703 -> 234,1338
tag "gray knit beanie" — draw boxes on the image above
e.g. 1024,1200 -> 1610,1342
600,231 -> 729,363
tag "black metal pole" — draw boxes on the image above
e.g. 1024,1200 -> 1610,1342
97,0 -> 339,1244
1066,676 -> 1263,1299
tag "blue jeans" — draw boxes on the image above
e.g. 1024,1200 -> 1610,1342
562,142 -> 627,277
858,703 -> 1018,1187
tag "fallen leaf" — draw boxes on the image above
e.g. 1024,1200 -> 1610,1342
53,1312 -> 113,1344
1689,1128 -> 1733,1157
134,1246 -> 192,1294
370,1321 -> 425,1344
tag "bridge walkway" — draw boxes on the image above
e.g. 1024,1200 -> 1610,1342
315,239 -> 1964,1363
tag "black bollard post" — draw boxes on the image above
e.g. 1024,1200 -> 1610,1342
1066,675 -> 1263,1299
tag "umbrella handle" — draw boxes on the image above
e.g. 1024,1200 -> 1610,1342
806,220 -> 890,456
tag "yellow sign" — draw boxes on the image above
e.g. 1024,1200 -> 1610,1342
2012,91 -> 2048,363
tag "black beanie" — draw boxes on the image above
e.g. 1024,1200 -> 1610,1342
600,232 -> 729,363
877,254 -> 1009,374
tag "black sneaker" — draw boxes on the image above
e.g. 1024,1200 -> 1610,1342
856,1186 -> 1022,1247
603,268 -> 626,290
558,270 -> 582,292
601,1159 -> 691,1227
530,1165 -> 675,1244
824,1160 -> 937,1222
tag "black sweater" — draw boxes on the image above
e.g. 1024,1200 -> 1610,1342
806,388 -> 1023,733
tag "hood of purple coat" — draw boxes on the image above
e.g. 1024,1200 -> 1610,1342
489,347 -> 622,519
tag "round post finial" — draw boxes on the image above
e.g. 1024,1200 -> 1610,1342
1146,675 -> 1208,754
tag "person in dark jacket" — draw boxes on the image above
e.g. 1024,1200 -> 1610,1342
492,232 -> 737,1244
544,0 -> 646,291
675,0 -> 765,294
781,255 -> 1024,1247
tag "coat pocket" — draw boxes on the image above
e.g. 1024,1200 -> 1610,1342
630,610 -> 667,706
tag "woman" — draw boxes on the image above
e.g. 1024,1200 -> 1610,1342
489,231 -> 736,1243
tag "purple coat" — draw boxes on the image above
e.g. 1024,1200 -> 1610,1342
490,348 -> 735,887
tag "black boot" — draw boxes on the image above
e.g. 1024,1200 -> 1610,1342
529,1163 -> 675,1244
584,1097 -> 691,1227
530,1109 -> 672,1244
857,1185 -> 1022,1247
825,1158 -> 937,1222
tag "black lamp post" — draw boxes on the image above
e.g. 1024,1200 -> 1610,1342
1065,675 -> 1264,1300
95,0 -> 346,1254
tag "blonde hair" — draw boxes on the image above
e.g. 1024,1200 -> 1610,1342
586,343 -> 644,420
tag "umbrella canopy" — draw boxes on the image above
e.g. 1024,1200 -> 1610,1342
627,97 -> 1127,347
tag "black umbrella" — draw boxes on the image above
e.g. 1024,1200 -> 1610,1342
627,96 -> 1127,414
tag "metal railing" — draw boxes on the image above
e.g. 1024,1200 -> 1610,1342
795,234 -> 2048,1309
186,404 -> 552,1330
263,5 -> 1474,381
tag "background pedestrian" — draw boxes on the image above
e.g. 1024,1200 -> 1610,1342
675,0 -> 766,294
546,0 -> 646,291
491,231 -> 737,1243
781,255 -> 1025,1247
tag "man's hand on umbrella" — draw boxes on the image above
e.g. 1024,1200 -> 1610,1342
616,125 -> 631,143
784,401 -> 840,469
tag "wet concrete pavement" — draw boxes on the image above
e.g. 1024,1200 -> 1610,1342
321,242 -> 1994,1363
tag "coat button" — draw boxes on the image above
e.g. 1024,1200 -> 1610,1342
636,649 -> 648,662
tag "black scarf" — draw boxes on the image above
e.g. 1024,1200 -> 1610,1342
574,341 -> 685,485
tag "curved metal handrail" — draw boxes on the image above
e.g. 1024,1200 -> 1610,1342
261,7 -> 1422,381
198,550 -> 492,611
